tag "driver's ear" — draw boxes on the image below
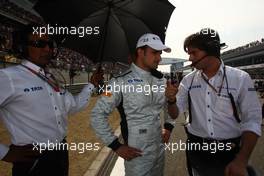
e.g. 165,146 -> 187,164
136,48 -> 143,57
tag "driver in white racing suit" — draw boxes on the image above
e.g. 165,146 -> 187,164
91,33 -> 175,176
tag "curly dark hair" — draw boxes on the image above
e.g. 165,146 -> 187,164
183,28 -> 221,57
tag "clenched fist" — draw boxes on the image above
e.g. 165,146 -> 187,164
165,81 -> 178,103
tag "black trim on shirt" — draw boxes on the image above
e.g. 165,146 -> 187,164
108,138 -> 122,151
114,71 -> 132,79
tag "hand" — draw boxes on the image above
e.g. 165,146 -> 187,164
162,129 -> 171,143
224,157 -> 247,176
165,81 -> 178,103
115,145 -> 142,161
90,71 -> 104,87
2,145 -> 41,163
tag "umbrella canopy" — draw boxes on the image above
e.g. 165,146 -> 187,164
34,0 -> 175,63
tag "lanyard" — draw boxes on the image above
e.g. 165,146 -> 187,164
201,70 -> 225,96
187,66 -> 241,124
21,64 -> 60,92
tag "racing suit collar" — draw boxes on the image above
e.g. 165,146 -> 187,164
131,63 -> 151,77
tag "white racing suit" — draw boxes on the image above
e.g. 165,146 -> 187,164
91,63 -> 174,176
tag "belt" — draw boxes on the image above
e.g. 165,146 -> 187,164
11,138 -> 67,152
187,133 -> 241,145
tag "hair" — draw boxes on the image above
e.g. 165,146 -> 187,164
134,45 -> 148,60
183,28 -> 221,58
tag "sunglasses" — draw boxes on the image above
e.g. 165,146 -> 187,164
28,40 -> 55,49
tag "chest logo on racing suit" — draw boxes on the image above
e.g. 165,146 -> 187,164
127,79 -> 143,83
24,86 -> 43,93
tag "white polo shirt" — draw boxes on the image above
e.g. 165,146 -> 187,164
176,63 -> 262,140
0,60 -> 94,159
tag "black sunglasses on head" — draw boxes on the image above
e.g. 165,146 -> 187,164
28,40 -> 55,49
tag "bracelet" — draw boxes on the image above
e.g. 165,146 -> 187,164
167,99 -> 176,105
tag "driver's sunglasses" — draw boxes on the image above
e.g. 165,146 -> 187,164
28,40 -> 55,49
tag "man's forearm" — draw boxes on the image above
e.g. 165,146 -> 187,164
235,131 -> 259,164
167,103 -> 179,119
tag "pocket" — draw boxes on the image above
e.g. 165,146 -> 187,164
216,96 -> 233,116
128,125 -> 161,152
129,125 -> 158,141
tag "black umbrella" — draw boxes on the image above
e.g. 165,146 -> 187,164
34,0 -> 175,63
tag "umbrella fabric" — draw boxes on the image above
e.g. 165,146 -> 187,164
34,0 -> 175,63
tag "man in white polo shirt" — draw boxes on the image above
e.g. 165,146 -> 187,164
166,28 -> 262,176
0,23 -> 102,176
